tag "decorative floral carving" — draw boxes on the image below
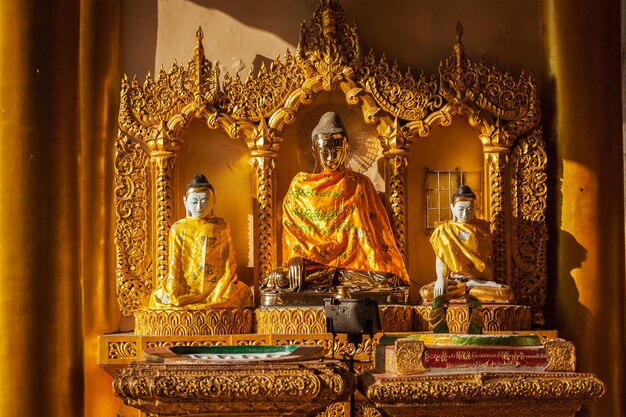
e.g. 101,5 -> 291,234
222,51 -> 304,121
114,133 -> 152,315
296,0 -> 363,88
114,1 -> 546,318
113,362 -> 354,416
108,342 -> 138,360
134,309 -> 254,336
511,130 -> 548,325
360,51 -> 443,121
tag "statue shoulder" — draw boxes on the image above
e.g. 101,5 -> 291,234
171,218 -> 190,230
208,216 -> 229,227
470,218 -> 491,231
347,169 -> 376,188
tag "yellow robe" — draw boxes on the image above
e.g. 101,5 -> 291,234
429,219 -> 493,280
282,169 -> 409,284
150,217 -> 252,309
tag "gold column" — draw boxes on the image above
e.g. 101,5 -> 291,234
543,1 -> 624,416
78,1 -> 122,416
482,147 -> 511,285
252,154 -> 276,297
150,152 -> 177,288
0,1 -> 83,416
387,154 -> 409,259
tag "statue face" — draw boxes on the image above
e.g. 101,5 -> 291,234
184,190 -> 215,218
451,200 -> 475,223
313,136 -> 348,172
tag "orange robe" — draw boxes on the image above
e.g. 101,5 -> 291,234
282,169 -> 409,284
150,217 -> 252,309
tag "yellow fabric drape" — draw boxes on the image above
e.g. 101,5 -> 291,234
429,219 -> 493,280
150,217 -> 253,309
0,1 -> 121,416
282,169 -> 409,284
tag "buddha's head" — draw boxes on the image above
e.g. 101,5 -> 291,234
183,174 -> 215,219
311,111 -> 348,172
450,185 -> 476,223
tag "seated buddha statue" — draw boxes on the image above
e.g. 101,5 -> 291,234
262,111 -> 409,295
150,174 -> 254,309
419,185 -> 514,303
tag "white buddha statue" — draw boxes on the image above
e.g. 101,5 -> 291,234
420,185 -> 514,303
150,174 -> 253,309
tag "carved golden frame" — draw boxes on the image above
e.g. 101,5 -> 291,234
114,0 -> 546,325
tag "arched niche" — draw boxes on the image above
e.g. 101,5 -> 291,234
174,122 -> 254,285
407,117 -> 485,298
114,0 -> 546,324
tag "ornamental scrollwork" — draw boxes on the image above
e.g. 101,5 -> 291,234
360,51 -> 443,122
115,0 -> 546,316
222,51 -> 305,121
510,129 -> 548,324
296,0 -> 363,87
114,132 -> 152,314
108,342 -> 138,360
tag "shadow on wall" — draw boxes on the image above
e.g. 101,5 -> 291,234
190,0 -> 312,45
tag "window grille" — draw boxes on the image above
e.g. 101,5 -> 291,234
425,168 -> 483,230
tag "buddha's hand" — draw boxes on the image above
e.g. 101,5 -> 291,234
434,276 -> 446,298
262,268 -> 289,290
287,257 -> 304,291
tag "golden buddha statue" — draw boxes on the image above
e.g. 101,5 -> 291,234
419,185 -> 514,303
150,174 -> 254,309
262,112 -> 409,298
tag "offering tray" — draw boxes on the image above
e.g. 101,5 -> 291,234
143,344 -> 325,364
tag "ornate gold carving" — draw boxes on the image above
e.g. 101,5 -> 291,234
544,339 -> 576,372
387,154 -> 408,259
222,51 -> 304,121
113,362 -> 355,417
378,306 -> 413,332
134,309 -> 253,336
252,156 -> 276,284
438,24 -> 540,143
296,0 -> 362,89
484,150 -> 509,284
354,402 -> 384,417
256,306 -> 413,335
118,28 -> 220,141
114,1 -> 546,319
255,307 -> 327,334
107,342 -> 138,360
395,339 -> 426,374
481,305 -> 532,331
414,305 -> 531,332
360,52 -> 443,122
317,402 -> 347,417
361,371 -> 605,415
510,129 -> 548,325
151,153 -> 177,291
114,133 -> 152,315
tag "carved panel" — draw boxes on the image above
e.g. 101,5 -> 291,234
114,133 -> 152,315
134,309 -> 253,336
114,0 -> 545,316
510,130 -> 548,325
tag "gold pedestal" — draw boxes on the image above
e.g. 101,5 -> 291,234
134,308 -> 254,336
358,371 -> 605,417
413,304 -> 531,331
255,305 -> 414,334
113,361 -> 355,417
